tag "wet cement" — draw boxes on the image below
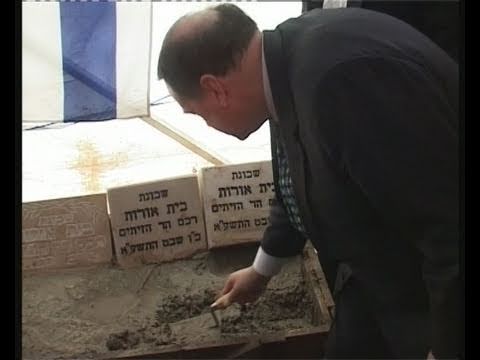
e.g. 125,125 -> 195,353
22,244 -> 316,359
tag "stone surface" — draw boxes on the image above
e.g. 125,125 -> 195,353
200,161 -> 274,248
107,175 -> 207,267
22,193 -> 113,271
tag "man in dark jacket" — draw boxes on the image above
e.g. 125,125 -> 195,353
158,4 -> 459,359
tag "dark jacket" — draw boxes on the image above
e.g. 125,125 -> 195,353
302,0 -> 460,62
261,8 -> 459,359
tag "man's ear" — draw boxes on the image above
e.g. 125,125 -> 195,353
199,74 -> 228,107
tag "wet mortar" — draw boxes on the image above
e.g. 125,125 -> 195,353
22,244 -> 317,359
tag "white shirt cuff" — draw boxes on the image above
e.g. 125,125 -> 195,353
252,247 -> 291,278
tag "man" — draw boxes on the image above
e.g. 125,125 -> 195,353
158,4 -> 459,359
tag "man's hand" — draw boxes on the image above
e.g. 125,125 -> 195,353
212,266 -> 271,309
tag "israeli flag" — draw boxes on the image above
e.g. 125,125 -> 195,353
22,1 -> 152,122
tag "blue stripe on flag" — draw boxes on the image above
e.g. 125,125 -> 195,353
60,2 -> 116,122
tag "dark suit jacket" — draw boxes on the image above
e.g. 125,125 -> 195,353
302,0 -> 460,62
261,8 -> 459,359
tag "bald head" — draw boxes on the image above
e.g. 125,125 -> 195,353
166,9 -> 217,44
158,4 -> 259,100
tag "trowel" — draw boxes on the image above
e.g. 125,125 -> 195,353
210,303 -> 222,328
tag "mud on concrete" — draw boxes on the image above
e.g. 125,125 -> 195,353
22,244 -> 317,359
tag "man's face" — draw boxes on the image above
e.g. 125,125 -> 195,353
167,84 -> 264,141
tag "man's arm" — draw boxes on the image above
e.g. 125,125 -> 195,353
213,198 -> 306,308
253,122 -> 310,276
261,197 -> 307,253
